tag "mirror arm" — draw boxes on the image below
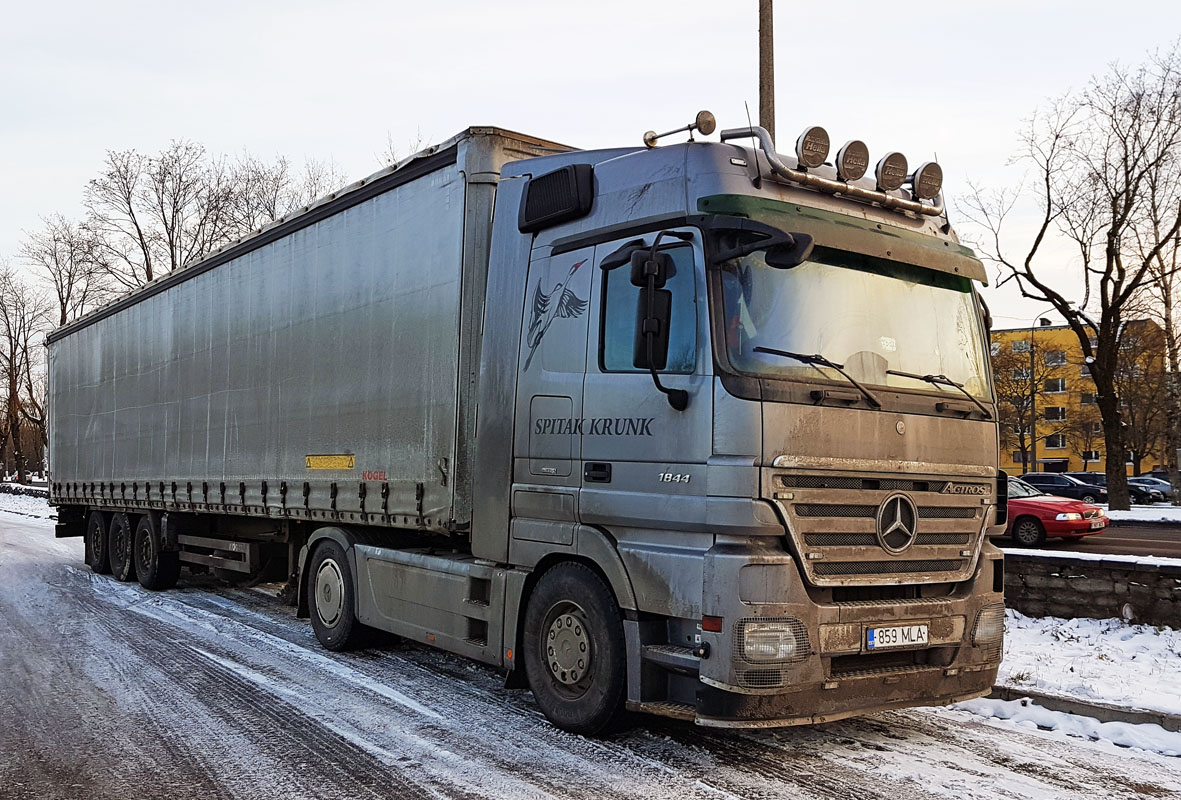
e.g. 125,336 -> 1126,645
643,232 -> 690,411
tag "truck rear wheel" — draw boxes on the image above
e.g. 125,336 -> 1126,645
134,513 -> 180,591
84,511 -> 111,574
308,539 -> 368,651
108,512 -> 137,582
522,563 -> 626,735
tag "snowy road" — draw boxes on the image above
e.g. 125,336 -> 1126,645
2,512 -> 1179,800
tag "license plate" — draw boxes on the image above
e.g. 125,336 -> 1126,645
1091,519 -> 1106,529
867,624 -> 928,650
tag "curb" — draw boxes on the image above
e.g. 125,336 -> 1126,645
990,685 -> 1181,733
1107,518 -> 1181,529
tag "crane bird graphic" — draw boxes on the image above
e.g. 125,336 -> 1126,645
523,259 -> 588,371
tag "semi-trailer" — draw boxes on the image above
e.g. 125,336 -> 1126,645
48,117 -> 1006,734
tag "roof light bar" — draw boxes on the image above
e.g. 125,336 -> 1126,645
835,140 -> 870,181
794,126 -> 830,169
909,161 -> 943,200
875,152 -> 909,192
718,126 -> 944,216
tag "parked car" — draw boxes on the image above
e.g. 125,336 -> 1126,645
1062,472 -> 1163,504
1129,476 -> 1178,501
1020,472 -> 1108,504
1004,477 -> 1109,546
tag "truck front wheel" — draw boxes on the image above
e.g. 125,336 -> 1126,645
522,563 -> 626,735
308,539 -> 367,651
108,512 -> 137,582
84,511 -> 111,574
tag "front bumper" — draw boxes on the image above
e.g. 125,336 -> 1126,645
1045,517 -> 1108,537
691,537 -> 1004,727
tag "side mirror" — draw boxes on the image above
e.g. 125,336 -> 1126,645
764,233 -> 814,269
629,249 -> 673,288
633,287 -> 672,370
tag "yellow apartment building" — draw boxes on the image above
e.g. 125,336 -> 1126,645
990,320 -> 1167,475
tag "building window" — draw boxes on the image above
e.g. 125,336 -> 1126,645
1011,451 -> 1028,464
1012,340 -> 1031,353
1044,350 -> 1067,366
1044,406 -> 1066,421
1045,434 -> 1066,449
1081,392 -> 1097,404
1080,364 -> 1091,377
1082,450 -> 1101,462
1088,336 -> 1098,349
1044,378 -> 1066,393
990,341 -> 1000,356
1012,368 -> 1031,380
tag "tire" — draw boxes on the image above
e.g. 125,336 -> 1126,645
308,539 -> 368,651
134,513 -> 180,591
1080,494 -> 1097,504
84,511 -> 111,574
522,562 -> 626,735
1011,516 -> 1046,547
108,512 -> 137,582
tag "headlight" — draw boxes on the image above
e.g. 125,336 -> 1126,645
742,621 -> 800,663
1055,512 -> 1083,521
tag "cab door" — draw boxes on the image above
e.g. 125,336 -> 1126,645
579,230 -> 713,617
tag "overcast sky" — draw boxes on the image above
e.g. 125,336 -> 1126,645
3,0 -> 1179,327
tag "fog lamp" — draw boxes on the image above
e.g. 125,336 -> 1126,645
910,160 -> 943,199
795,126 -> 830,169
875,151 -> 908,192
971,603 -> 1005,646
742,621 -> 799,663
835,139 -> 870,181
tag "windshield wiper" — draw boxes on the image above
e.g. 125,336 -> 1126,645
753,346 -> 882,409
886,369 -> 992,419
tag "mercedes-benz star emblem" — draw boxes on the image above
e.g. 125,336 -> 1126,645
876,493 -> 918,553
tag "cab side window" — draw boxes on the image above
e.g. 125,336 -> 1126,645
600,245 -> 697,373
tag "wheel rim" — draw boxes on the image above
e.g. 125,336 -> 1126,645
542,601 -> 594,698
314,559 -> 345,628
112,524 -> 127,562
1082,495 -> 1095,503
1016,521 -> 1039,545
138,527 -> 153,569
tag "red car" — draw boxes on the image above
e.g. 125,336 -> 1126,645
1005,477 -> 1109,546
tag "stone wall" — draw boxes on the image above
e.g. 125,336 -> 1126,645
1004,552 -> 1181,627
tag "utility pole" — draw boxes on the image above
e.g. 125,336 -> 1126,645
759,0 -> 774,142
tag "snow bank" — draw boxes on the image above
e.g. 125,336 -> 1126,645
1104,505 -> 1181,523
955,696 -> 1181,757
998,609 -> 1181,718
0,491 -> 55,520
1003,546 -> 1181,568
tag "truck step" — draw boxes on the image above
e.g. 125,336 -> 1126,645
642,644 -> 700,673
626,700 -> 696,722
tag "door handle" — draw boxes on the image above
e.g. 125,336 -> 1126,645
584,463 -> 612,483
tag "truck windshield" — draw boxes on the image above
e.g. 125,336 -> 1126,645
717,245 -> 990,398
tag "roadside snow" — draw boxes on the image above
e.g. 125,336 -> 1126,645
995,610 -> 1181,717
1104,505 -> 1181,523
955,696 -> 1181,757
0,491 -> 55,520
1003,546 -> 1181,568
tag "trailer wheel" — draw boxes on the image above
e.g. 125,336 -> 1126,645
134,513 -> 180,591
84,511 -> 111,574
522,562 -> 626,735
308,540 -> 367,651
108,512 -> 137,582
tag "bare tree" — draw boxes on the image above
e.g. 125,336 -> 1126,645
379,129 -> 428,167
1114,321 -> 1169,474
1065,403 -> 1105,471
963,45 -> 1181,509
0,265 -> 50,482
230,153 -> 345,233
20,214 -> 112,326
83,148 -> 159,289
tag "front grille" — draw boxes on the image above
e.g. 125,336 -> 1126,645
1083,509 -> 1100,519
830,650 -> 919,677
805,532 -> 971,547
814,559 -> 963,576
797,504 -> 977,521
782,476 -> 950,492
917,506 -> 978,519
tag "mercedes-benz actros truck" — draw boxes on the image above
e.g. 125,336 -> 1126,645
48,115 -> 1006,734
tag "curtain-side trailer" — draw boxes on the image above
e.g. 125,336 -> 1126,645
49,120 -> 1007,734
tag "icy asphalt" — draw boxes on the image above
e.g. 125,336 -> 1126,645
2,511 -> 1180,800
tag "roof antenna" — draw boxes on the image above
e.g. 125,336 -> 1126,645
744,100 -> 764,188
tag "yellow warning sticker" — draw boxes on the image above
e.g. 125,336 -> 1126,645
305,454 -> 356,470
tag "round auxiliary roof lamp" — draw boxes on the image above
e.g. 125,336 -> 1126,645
875,151 -> 909,192
795,125 -> 830,169
835,140 -> 870,181
909,161 -> 943,200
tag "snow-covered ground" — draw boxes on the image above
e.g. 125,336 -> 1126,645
5,493 -> 1181,766
1104,505 -> 1181,523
